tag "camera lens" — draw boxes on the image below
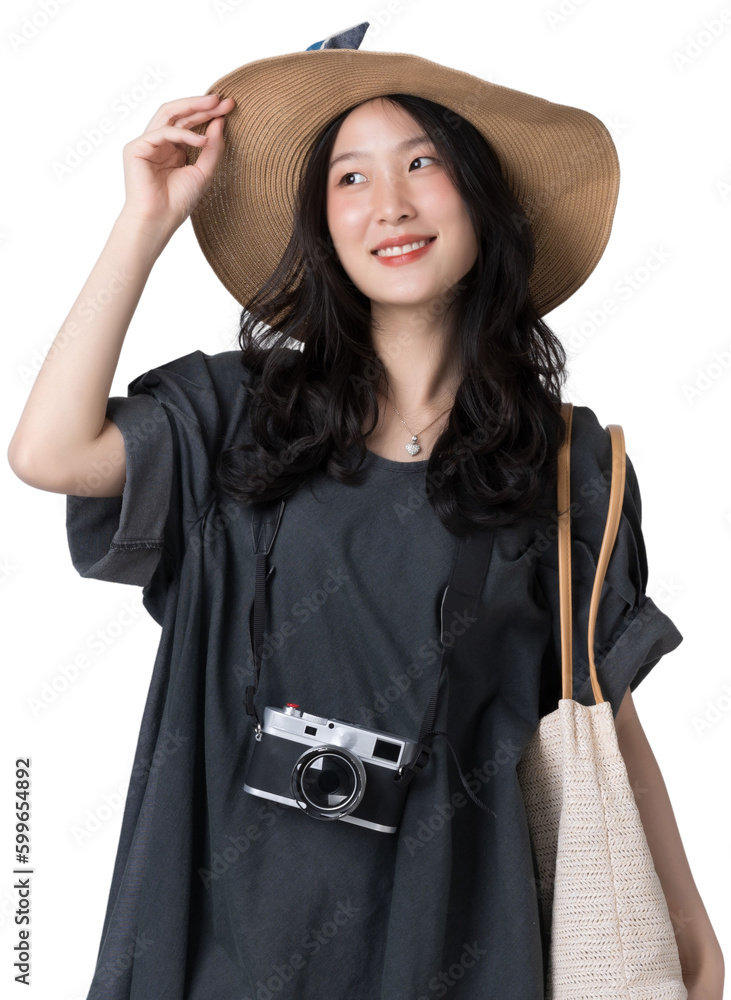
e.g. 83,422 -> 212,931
291,746 -> 366,820
302,753 -> 353,805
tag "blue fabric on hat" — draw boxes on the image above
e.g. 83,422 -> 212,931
305,21 -> 370,51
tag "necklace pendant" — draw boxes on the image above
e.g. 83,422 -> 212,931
406,435 -> 421,456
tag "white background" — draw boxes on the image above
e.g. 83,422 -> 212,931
2,0 -> 730,996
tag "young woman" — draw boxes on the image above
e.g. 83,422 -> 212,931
8,22 -> 723,1000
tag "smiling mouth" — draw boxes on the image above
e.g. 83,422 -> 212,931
372,236 -> 437,257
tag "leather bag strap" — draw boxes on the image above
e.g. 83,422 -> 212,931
558,402 -> 627,705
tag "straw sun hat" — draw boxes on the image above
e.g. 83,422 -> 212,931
185,21 -> 620,320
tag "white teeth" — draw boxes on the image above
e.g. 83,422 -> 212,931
375,238 -> 433,256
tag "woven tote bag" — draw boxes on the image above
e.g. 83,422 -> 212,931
516,402 -> 687,1000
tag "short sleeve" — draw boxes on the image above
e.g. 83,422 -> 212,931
535,405 -> 684,719
65,349 -> 238,622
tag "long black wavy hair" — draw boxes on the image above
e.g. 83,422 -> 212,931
214,93 -> 569,537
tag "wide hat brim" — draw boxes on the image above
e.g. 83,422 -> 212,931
186,47 -> 620,321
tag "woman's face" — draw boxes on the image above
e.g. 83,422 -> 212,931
325,98 -> 479,312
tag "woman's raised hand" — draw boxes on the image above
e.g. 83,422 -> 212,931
119,94 -> 235,236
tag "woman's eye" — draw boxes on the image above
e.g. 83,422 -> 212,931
338,155 -> 437,186
339,171 -> 367,186
410,155 -> 437,170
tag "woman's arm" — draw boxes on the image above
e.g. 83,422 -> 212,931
7,213 -> 167,496
7,94 -> 232,498
615,687 -> 725,999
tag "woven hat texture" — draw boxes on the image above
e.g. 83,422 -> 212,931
186,22 -> 620,321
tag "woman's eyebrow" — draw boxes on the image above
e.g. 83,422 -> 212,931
328,134 -> 432,172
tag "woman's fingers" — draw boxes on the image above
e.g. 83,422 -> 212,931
182,113 -> 227,181
144,94 -> 234,134
120,96 -> 234,231
129,123 -> 212,159
171,96 -> 235,130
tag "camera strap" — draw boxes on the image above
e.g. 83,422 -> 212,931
243,498 -> 498,816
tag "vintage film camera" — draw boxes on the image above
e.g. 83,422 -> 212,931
243,703 -> 423,834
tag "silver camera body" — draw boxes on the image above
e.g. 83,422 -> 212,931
243,704 -> 423,834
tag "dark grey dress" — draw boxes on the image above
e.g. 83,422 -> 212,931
65,349 -> 683,1000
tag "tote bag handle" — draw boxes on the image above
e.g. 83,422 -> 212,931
557,402 -> 627,705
